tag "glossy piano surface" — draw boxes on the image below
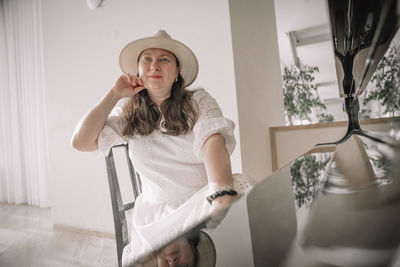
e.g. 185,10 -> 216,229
134,124 -> 400,266
133,0 -> 400,266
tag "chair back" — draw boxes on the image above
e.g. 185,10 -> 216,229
105,144 -> 142,267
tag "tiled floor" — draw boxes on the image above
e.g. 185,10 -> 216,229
0,203 -> 117,267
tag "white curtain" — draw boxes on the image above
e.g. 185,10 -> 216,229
0,0 -> 50,208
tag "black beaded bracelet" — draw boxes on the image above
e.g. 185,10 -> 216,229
206,189 -> 238,205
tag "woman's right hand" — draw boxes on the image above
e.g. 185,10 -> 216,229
71,74 -> 144,152
112,74 -> 145,99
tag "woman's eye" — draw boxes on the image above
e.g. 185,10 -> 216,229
160,57 -> 170,63
142,57 -> 152,63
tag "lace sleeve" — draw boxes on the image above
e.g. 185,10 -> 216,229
97,107 -> 127,156
192,89 -> 236,158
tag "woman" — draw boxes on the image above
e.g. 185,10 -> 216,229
71,30 -> 251,265
138,230 -> 216,267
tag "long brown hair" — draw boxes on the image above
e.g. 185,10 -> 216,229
121,74 -> 197,137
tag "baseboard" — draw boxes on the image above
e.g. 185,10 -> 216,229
53,224 -> 115,239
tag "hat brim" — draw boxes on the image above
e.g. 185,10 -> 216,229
197,231 -> 217,267
119,36 -> 199,87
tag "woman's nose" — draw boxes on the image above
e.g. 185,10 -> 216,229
150,61 -> 160,70
167,259 -> 178,266
166,256 -> 178,266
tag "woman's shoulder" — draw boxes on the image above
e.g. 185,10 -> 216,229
109,106 -> 124,117
189,87 -> 214,103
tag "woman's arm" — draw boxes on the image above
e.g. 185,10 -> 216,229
71,89 -> 121,151
71,74 -> 144,152
202,133 -> 236,207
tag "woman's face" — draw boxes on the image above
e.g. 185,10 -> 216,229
138,48 -> 179,99
157,238 -> 195,267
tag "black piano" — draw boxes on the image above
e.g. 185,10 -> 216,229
133,1 -> 400,266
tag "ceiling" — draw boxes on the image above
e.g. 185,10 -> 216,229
273,0 -> 340,100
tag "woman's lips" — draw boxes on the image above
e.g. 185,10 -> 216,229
148,75 -> 162,79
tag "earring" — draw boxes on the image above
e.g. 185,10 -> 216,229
174,77 -> 178,82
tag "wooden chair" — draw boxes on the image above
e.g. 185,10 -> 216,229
105,144 -> 142,267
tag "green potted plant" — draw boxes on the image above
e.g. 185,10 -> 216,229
363,46 -> 400,117
290,154 -> 331,208
281,64 -> 333,125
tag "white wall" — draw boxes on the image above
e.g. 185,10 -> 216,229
229,0 -> 285,180
41,0 -> 240,233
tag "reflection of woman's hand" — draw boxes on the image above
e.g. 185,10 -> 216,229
112,74 -> 145,99
206,196 -> 237,229
210,194 -> 237,211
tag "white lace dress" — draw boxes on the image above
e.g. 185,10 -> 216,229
97,88 -> 251,266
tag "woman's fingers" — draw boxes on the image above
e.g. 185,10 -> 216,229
132,85 -> 145,94
124,74 -> 144,88
112,74 -> 147,99
136,77 -> 143,86
132,76 -> 143,87
125,75 -> 145,94
123,74 -> 132,84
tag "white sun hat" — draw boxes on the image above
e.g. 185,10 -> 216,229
119,29 -> 199,87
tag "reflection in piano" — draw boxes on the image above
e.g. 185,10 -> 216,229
132,1 -> 400,266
